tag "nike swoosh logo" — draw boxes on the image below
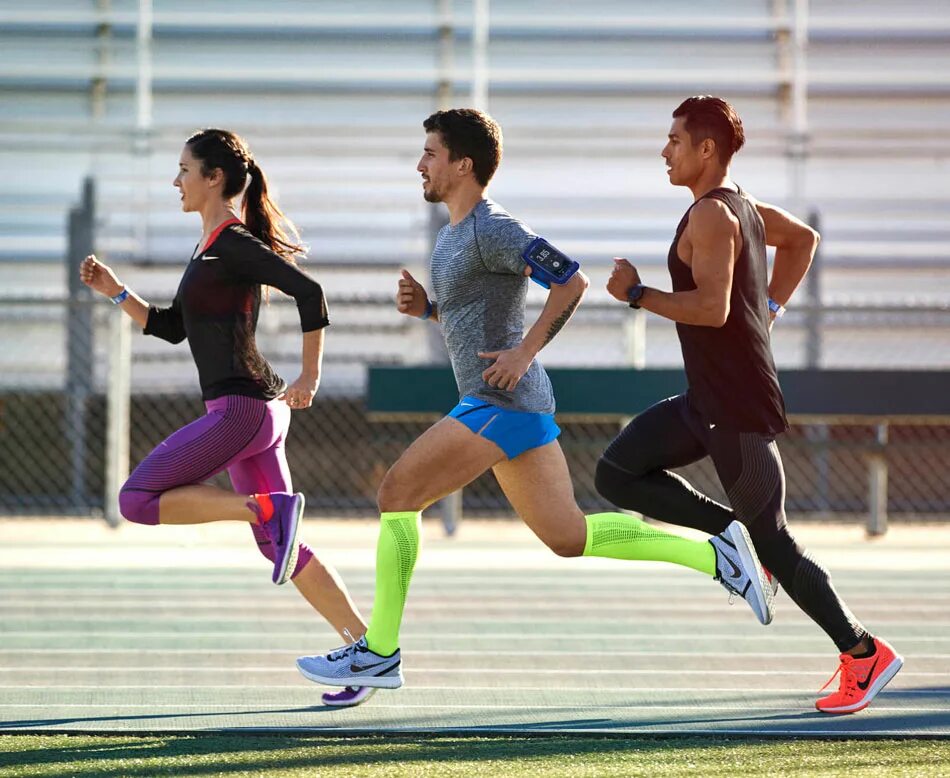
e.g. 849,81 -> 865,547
202,255 -> 220,261
857,657 -> 880,690
460,402 -> 474,407
351,660 -> 389,673
724,555 -> 742,579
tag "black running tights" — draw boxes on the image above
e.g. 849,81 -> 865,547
595,394 -> 867,653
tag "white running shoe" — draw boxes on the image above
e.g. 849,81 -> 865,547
709,520 -> 775,625
297,636 -> 403,690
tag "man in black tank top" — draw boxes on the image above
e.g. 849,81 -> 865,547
597,96 -> 902,715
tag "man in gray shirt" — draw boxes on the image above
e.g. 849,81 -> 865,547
431,197 -> 556,414
296,108 -> 775,696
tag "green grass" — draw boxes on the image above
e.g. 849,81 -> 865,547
0,735 -> 948,777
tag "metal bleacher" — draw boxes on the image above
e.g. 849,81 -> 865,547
2,0 -> 949,394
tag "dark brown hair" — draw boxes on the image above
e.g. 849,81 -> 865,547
672,96 -> 745,165
423,108 -> 503,186
186,128 -> 303,261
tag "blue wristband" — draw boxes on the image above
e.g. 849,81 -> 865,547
420,299 -> 433,320
110,288 -> 130,305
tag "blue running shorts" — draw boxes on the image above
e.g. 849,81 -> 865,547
447,396 -> 561,460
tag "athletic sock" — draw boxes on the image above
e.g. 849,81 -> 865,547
248,493 -> 275,525
850,634 -> 877,658
583,512 -> 716,576
364,511 -> 422,656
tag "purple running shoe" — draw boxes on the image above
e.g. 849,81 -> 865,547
264,492 -> 304,585
321,686 -> 377,708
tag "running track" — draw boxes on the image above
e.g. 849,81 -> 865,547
0,519 -> 947,737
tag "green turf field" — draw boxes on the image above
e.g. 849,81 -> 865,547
1,734 -> 948,777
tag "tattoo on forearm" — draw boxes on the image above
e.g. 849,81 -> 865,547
543,293 -> 582,347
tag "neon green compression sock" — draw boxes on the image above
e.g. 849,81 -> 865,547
363,511 -> 421,656
583,512 -> 715,576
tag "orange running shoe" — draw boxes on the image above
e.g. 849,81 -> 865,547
815,636 -> 903,714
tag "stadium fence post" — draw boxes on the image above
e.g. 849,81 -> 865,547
105,313 -> 131,528
66,178 -> 95,513
440,489 -> 461,536
623,308 -> 647,368
805,210 -> 822,367
804,210 -> 831,515
867,422 -> 889,537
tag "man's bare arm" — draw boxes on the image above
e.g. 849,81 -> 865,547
523,271 -> 588,354
751,197 -> 820,307
638,199 -> 737,327
480,270 -> 588,391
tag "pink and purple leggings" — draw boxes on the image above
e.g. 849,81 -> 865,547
119,394 -> 313,579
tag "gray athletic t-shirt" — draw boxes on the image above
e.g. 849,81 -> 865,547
430,198 -> 555,414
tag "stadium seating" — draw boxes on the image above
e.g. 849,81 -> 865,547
2,0 -> 949,392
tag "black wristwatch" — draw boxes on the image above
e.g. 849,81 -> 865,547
627,283 -> 646,309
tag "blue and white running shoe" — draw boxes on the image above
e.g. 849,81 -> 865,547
709,520 -> 775,625
297,636 -> 403,690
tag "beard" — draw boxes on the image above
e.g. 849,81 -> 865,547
422,183 -> 442,203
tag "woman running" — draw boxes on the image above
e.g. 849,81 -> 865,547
80,128 -> 373,707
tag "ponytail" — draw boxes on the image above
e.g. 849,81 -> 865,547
243,160 -> 304,264
186,128 -> 304,264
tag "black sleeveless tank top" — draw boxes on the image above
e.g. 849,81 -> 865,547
668,186 -> 788,434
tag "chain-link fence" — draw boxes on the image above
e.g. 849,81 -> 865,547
3,306 -> 950,523
5,369 -> 950,523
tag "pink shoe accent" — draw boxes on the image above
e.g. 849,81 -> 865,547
249,493 -> 275,524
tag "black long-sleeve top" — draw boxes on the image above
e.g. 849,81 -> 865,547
144,219 -> 329,401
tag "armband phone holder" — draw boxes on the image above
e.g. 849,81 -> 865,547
521,237 -> 580,289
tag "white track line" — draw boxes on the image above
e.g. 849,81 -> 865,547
4,603 -> 944,617
0,628 -> 946,638
3,571 -> 945,580
3,612 -> 945,627
0,622 -> 950,644
0,633 -> 947,642
8,631 -> 950,644
6,594 -> 937,603
0,703 -> 940,713
9,569 -> 938,575
4,597 -> 949,611
0,665 -> 930,676
0,685 -> 945,697
0,648 -> 950,656
0,665 -> 950,676
6,583 -> 949,595
0,581 -> 950,596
